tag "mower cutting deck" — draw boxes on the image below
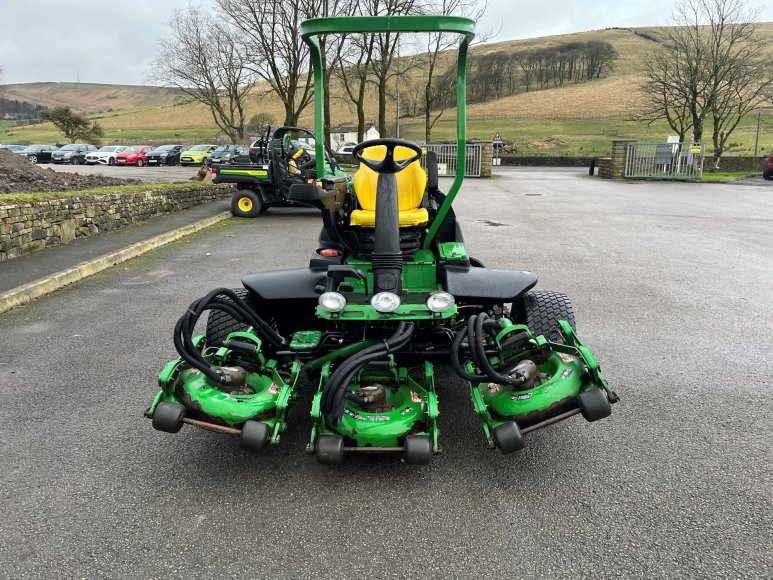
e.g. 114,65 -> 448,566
145,15 -> 618,464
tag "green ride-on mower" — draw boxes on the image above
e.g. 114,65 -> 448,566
146,15 -> 618,464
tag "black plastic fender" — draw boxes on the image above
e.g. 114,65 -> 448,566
443,265 -> 538,303
242,268 -> 326,301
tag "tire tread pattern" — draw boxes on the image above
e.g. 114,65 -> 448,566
523,290 -> 576,339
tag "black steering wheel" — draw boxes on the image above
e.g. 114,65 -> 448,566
352,139 -> 422,174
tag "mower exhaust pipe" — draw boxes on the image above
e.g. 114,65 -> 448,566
372,173 -> 402,294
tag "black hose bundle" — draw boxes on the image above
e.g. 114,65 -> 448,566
450,312 -> 526,387
321,322 -> 415,426
173,287 -> 287,385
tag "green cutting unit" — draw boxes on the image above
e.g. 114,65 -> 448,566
146,15 -> 618,464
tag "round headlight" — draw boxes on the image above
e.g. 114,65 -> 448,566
318,291 -> 346,313
426,291 -> 455,313
371,292 -> 401,313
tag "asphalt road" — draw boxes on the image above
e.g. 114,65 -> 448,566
47,162 -> 201,183
1,169 -> 771,578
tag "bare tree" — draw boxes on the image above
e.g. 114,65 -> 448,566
217,0 -> 314,127
149,5 -> 254,143
366,0 -> 420,137
640,0 -> 771,164
641,49 -> 694,141
337,32 -> 377,142
417,0 -> 488,144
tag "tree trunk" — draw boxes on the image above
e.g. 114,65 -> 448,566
378,77 -> 388,137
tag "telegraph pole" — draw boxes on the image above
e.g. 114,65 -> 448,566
754,111 -> 761,158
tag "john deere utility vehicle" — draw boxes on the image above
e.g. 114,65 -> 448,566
212,125 -> 349,217
146,15 -> 618,464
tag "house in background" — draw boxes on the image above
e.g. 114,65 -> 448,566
330,124 -> 379,152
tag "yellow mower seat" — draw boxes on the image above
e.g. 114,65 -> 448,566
350,146 -> 429,227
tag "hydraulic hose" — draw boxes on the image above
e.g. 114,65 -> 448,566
322,323 -> 414,418
173,287 -> 287,385
321,322 -> 415,426
450,313 -> 526,387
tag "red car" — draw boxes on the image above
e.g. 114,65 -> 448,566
115,146 -> 155,166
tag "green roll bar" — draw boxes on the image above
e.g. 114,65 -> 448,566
301,15 -> 475,249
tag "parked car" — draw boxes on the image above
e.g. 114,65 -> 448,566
764,153 -> 773,180
180,144 -> 217,166
146,144 -> 184,166
115,146 -> 155,166
205,144 -> 248,166
85,145 -> 130,166
337,144 -> 356,155
16,144 -> 57,164
1,144 -> 26,152
51,144 -> 97,164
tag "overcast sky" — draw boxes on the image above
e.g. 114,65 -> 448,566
1,0 -> 772,86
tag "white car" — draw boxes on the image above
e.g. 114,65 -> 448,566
337,144 -> 356,155
85,146 -> 130,166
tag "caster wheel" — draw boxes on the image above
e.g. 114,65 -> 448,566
578,388 -> 612,422
240,420 -> 270,452
404,435 -> 432,465
152,401 -> 185,433
493,421 -> 525,454
316,435 -> 344,464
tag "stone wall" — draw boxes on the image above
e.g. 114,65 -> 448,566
0,184 -> 230,261
598,158 -> 613,179
704,156 -> 767,172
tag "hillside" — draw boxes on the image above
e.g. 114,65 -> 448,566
2,82 -> 181,114
4,23 -> 773,156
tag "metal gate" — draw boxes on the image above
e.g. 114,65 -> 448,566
625,142 -> 704,179
421,143 -> 483,177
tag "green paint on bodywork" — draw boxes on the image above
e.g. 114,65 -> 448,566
438,242 -> 468,261
148,331 -> 300,444
467,319 -> 612,448
310,361 -> 439,451
290,330 -> 322,350
314,252 -> 458,321
218,168 -> 269,179
316,300 -> 457,321
304,339 -> 380,372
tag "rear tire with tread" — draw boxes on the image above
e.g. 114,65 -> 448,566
523,290 -> 576,340
205,288 -> 252,346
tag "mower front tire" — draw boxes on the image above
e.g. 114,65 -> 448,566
493,421 -> 525,454
240,420 -> 270,451
316,435 -> 344,464
231,189 -> 262,218
404,435 -> 432,465
152,402 -> 185,433
523,290 -> 576,340
578,388 -> 612,422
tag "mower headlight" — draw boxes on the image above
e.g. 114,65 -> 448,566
371,292 -> 401,313
319,291 -> 347,313
426,291 -> 455,313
